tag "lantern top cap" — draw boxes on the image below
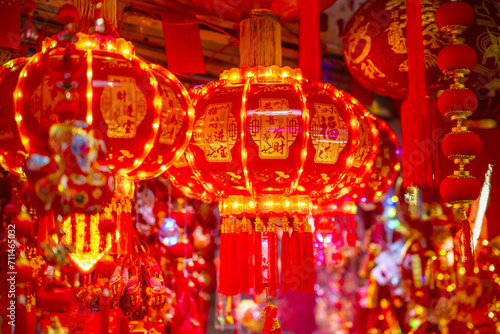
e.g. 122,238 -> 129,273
42,32 -> 135,57
219,66 -> 303,84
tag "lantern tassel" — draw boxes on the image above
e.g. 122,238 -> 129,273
268,216 -> 278,298
218,218 -> 228,295
228,218 -> 238,295
301,218 -> 315,293
460,210 -> 474,276
247,218 -> 254,291
254,217 -> 264,295
239,218 -> 250,294
280,217 -> 291,293
290,216 -> 302,292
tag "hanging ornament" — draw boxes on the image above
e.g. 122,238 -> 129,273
436,0 -> 481,276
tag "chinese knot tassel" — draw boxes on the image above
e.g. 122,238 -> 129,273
268,216 -> 278,298
460,210 -> 474,276
280,216 -> 292,293
290,216 -> 302,292
301,218 -> 315,293
218,218 -> 228,294
254,217 -> 264,295
239,218 -> 250,294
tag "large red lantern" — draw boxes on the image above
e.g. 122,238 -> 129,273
186,66 -> 361,217
342,0 -> 500,100
6,24 -> 192,258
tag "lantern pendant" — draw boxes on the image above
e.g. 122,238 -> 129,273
436,1 -> 481,275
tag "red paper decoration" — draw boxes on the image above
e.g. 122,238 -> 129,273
342,0 -> 500,99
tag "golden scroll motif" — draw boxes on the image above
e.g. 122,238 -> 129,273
100,76 -> 147,138
249,98 -> 299,159
311,103 -> 348,164
352,117 -> 372,168
159,85 -> 183,145
193,103 -> 237,162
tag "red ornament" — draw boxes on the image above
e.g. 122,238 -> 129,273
440,176 -> 480,205
342,0 -> 500,99
441,131 -> 482,159
437,44 -> 477,73
98,212 -> 116,236
437,88 -> 477,118
13,210 -> 34,239
16,258 -> 33,284
58,4 -> 79,25
435,1 -> 475,30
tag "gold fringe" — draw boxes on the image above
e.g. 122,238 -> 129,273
239,10 -> 282,67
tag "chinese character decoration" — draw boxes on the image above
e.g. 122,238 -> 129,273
436,1 -> 481,276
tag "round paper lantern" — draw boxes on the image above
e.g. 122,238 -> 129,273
441,131 -> 482,159
182,66 -> 360,217
14,32 -> 161,178
165,0 -> 336,22
440,175 -> 481,205
0,58 -> 29,176
342,0 -> 500,99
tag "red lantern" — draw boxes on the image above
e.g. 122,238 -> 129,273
342,0 -> 500,99
182,66 -> 360,217
165,0 -> 336,22
0,58 -> 29,176
37,282 -> 74,313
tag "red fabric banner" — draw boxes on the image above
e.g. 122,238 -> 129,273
0,0 -> 20,49
298,0 -> 321,81
161,10 -> 205,74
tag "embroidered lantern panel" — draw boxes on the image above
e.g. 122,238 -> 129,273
342,0 -> 500,99
184,66 -> 361,217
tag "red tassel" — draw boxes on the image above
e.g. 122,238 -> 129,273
218,218 -> 228,295
280,217 -> 291,293
402,0 -> 430,189
301,218 -> 315,293
247,219 -> 254,291
228,218 -> 237,295
254,217 -> 264,295
268,216 -> 278,298
461,214 -> 474,276
239,218 -> 250,294
290,216 -> 302,292
346,214 -> 357,247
